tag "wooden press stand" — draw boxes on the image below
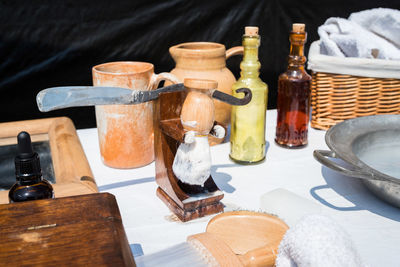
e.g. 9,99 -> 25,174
153,81 -> 224,222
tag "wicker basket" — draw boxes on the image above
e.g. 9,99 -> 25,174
308,41 -> 400,130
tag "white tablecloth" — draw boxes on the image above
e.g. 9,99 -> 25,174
77,109 -> 400,267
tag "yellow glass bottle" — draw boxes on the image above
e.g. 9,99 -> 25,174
230,26 -> 268,164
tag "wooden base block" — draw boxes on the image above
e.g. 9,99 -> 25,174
157,187 -> 224,222
0,193 -> 135,266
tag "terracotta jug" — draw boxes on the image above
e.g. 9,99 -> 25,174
168,42 -> 243,127
92,61 -> 179,169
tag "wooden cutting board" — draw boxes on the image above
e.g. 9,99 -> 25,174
0,193 -> 136,266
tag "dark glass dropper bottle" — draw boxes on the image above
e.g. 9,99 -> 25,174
9,131 -> 54,203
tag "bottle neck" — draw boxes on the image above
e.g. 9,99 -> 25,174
240,35 -> 261,78
287,31 -> 307,70
17,175 -> 42,186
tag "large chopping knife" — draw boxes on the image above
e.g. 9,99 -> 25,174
37,83 -> 252,112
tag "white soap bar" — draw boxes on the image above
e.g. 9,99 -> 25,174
260,188 -> 323,227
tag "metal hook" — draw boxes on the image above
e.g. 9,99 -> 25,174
212,88 -> 252,106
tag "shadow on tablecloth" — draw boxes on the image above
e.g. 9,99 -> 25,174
211,164 -> 237,193
310,166 -> 400,222
98,177 -> 155,191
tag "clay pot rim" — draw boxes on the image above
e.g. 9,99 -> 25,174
170,42 -> 226,58
92,61 -> 154,76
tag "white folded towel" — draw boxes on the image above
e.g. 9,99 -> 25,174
276,214 -> 365,267
349,8 -> 400,49
318,8 -> 400,60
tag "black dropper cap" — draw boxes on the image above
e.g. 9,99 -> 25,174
15,131 -> 42,178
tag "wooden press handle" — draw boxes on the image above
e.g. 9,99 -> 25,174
226,46 -> 244,59
238,244 -> 278,267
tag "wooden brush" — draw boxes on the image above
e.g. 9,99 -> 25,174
135,211 -> 289,267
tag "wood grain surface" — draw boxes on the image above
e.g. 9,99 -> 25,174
206,211 -> 289,267
0,193 -> 135,266
153,88 -> 224,222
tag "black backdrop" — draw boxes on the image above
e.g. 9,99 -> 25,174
1,0 -> 399,129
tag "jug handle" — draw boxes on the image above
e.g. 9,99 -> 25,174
225,46 -> 244,59
150,72 -> 181,90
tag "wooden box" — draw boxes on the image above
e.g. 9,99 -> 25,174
0,193 -> 135,266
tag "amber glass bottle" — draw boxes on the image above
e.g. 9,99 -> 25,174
275,23 -> 311,148
9,131 -> 54,203
230,26 -> 268,164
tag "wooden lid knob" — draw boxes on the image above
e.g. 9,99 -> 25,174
184,79 -> 218,90
245,26 -> 259,36
292,23 -> 305,33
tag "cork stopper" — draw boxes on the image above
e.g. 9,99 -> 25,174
245,26 -> 259,36
184,79 -> 218,90
292,23 -> 305,33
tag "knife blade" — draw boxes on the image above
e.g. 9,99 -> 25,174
36,83 -> 185,112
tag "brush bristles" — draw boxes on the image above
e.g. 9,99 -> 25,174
135,243 -> 209,267
188,238 -> 219,267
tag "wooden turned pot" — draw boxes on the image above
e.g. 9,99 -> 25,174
181,79 -> 217,135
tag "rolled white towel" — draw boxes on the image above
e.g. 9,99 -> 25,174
318,15 -> 400,60
276,214 -> 365,267
349,8 -> 400,49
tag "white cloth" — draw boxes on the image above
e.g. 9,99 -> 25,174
318,8 -> 400,60
172,125 -> 225,186
307,41 -> 400,79
261,190 -> 365,267
349,8 -> 400,49
276,215 -> 365,267
172,135 -> 211,186
77,110 -> 400,267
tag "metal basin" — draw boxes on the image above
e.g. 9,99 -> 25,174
314,115 -> 400,208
